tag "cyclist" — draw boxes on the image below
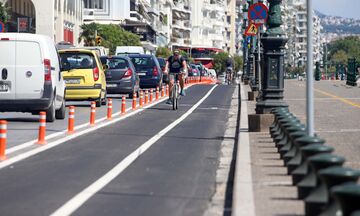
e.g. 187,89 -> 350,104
226,57 -> 233,84
164,49 -> 188,104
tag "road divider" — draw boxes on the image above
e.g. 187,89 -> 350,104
121,96 -> 126,115
0,120 -> 7,161
161,86 -> 165,98
145,90 -> 149,104
36,112 -> 47,145
1,80 -> 215,160
132,92 -> 137,110
150,89 -> 153,103
90,102 -> 96,126
107,98 -> 113,120
139,90 -> 143,107
68,106 -> 75,134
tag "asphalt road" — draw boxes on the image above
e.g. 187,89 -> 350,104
0,84 -> 236,216
284,80 -> 360,169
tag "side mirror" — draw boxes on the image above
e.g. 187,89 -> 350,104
102,64 -> 109,70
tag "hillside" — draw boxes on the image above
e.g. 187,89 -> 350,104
315,10 -> 360,35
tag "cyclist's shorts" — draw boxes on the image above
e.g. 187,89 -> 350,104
169,71 -> 186,82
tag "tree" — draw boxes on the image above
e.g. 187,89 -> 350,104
0,2 -> 10,23
78,23 -> 142,54
232,55 -> 243,73
98,24 -> 141,54
213,52 -> 229,76
332,50 -> 348,65
78,23 -> 98,46
156,47 -> 171,58
328,36 -> 360,62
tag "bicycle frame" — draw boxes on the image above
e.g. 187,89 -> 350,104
169,73 -> 180,110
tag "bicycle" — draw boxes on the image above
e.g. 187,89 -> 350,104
169,73 -> 180,110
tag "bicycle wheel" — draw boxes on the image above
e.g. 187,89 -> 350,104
172,84 -> 177,110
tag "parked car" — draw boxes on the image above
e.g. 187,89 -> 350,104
128,54 -> 163,89
189,64 -> 200,76
0,33 -> 66,122
59,49 -> 107,107
100,56 -> 140,98
208,69 -> 217,78
217,73 -> 226,84
157,57 -> 168,83
116,46 -> 144,56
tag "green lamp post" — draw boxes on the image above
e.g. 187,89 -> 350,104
255,0 -> 288,114
242,3 -> 249,82
315,61 -> 321,81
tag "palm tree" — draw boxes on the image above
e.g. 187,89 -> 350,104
78,23 -> 98,46
0,2 -> 10,23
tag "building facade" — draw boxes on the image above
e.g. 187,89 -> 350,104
2,0 -> 83,45
83,0 -> 130,24
191,0 -> 227,50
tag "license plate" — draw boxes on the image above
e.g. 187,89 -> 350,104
65,79 -> 80,84
137,73 -> 146,76
107,84 -> 117,87
0,83 -> 9,92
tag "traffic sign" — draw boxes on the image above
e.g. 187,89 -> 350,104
245,23 -> 258,36
248,3 -> 268,26
0,21 -> 4,32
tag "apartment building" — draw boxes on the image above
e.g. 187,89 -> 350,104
2,0 -> 83,45
225,0 -> 236,54
191,0 -> 227,50
171,0 -> 191,50
283,0 -> 323,67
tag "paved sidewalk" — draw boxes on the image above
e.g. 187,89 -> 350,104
234,83 -> 304,216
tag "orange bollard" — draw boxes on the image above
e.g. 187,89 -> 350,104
166,85 -> 169,97
139,90 -> 143,107
145,90 -> 149,104
107,98 -> 113,120
149,89 -> 153,103
67,106 -> 75,134
0,120 -> 7,160
132,92 -> 137,110
161,86 -> 165,97
36,112 -> 47,145
90,101 -> 96,126
121,96 -> 126,114
156,87 -> 159,100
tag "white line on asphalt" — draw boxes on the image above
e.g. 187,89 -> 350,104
50,85 -> 218,216
0,97 -> 169,170
5,107 -> 132,154
6,84 -> 197,155
232,84 -> 255,216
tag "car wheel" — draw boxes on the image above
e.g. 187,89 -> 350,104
46,99 -> 56,122
55,97 -> 66,119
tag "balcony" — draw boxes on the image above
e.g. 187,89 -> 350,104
172,20 -> 191,31
172,1 -> 191,14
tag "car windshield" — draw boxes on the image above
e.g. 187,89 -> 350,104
130,57 -> 154,69
60,53 -> 96,70
106,58 -> 128,70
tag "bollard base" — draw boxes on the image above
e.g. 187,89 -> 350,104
248,114 -> 274,132
248,91 -> 259,101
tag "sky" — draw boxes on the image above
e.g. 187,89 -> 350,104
313,0 -> 360,19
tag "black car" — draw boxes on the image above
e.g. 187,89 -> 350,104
157,57 -> 168,83
128,54 -> 163,89
100,56 -> 140,98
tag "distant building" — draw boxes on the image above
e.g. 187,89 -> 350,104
1,0 -> 83,45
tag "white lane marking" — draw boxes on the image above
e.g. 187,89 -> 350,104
5,84 -> 197,155
232,84 -> 255,216
0,98 -> 168,169
50,85 -> 218,216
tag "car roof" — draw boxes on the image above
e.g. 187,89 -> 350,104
127,54 -> 154,58
101,55 -> 130,60
59,48 -> 96,55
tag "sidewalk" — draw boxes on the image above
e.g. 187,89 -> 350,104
233,83 -> 304,216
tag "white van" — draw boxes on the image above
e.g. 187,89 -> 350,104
115,46 -> 144,56
0,33 -> 66,122
80,46 -> 108,57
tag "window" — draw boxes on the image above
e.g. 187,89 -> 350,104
84,0 -> 104,9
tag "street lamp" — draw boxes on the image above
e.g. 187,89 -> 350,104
255,0 -> 288,114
